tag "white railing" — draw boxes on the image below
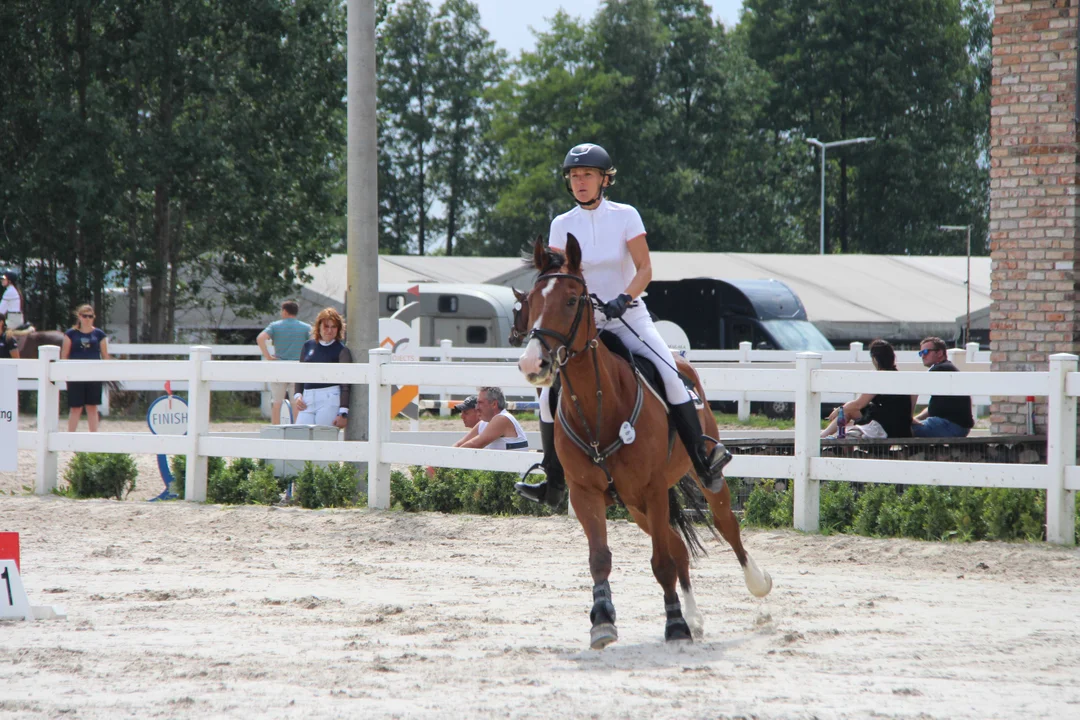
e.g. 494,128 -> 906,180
19,339 -> 993,421
7,345 -> 1074,545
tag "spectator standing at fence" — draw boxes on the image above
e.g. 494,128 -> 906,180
60,304 -> 109,432
821,339 -> 913,439
0,271 -> 25,328
454,387 -> 529,450
0,313 -> 19,359
911,336 -> 973,438
293,308 -> 351,429
257,300 -> 311,424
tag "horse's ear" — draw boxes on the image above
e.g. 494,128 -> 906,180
565,233 -> 582,274
532,236 -> 545,270
512,287 -> 526,302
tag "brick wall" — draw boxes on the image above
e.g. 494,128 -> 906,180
990,0 -> 1079,433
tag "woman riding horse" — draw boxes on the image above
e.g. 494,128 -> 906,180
518,235 -> 771,648
515,143 -> 728,508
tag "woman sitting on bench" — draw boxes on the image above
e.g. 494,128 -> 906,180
821,339 -> 913,439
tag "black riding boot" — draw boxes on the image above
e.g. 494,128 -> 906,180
670,400 -> 731,493
514,420 -> 566,508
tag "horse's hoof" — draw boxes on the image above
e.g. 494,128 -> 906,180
665,619 -> 693,643
590,623 -> 618,650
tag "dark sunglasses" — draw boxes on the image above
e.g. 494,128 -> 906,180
79,313 -> 95,319
918,348 -> 938,358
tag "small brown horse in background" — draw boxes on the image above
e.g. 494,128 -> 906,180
518,235 -> 771,649
14,329 -> 65,359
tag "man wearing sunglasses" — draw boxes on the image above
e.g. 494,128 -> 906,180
911,336 -> 973,437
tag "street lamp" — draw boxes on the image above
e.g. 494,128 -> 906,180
806,137 -> 876,254
938,224 -> 973,345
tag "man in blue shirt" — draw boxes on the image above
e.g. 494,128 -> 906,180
257,300 -> 312,424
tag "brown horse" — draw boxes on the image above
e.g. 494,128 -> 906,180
517,235 -> 771,649
14,328 -> 65,359
509,287 -> 530,348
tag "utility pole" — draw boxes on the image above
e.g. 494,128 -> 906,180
346,0 -> 379,445
938,225 -> 973,344
806,137 -> 875,254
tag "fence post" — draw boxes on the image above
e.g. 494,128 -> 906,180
439,339 -> 452,417
848,341 -> 863,363
368,348 -> 392,509
737,341 -> 751,422
34,345 -> 60,495
184,346 -> 212,502
793,352 -> 822,533
1046,353 -> 1077,545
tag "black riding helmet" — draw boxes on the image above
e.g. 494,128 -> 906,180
562,143 -> 616,206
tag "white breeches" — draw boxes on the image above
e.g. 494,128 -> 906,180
538,303 -> 689,423
295,385 -> 340,426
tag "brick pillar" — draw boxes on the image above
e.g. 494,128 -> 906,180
990,0 -> 1080,434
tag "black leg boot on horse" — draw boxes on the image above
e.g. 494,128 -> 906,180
670,400 -> 732,493
514,420 -> 566,507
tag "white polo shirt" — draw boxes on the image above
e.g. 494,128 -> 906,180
549,198 -> 646,303
0,286 -> 20,315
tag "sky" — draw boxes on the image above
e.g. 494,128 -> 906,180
471,0 -> 746,58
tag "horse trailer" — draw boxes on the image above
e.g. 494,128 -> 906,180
379,283 -> 518,349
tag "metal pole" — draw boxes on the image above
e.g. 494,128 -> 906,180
819,147 -> 826,255
966,224 -> 971,345
346,0 -> 379,446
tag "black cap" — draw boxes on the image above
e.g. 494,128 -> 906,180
451,396 -> 477,414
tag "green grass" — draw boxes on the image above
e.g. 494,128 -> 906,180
712,412 -> 795,430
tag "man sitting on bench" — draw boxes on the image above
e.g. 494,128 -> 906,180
912,336 -> 974,438
454,387 -> 529,450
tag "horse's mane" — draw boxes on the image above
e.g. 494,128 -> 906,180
521,245 -> 567,278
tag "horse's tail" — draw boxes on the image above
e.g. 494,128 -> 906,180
668,475 -> 722,559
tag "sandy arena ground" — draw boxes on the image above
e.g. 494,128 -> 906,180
1,495 -> 1078,719
2,415 -> 1076,719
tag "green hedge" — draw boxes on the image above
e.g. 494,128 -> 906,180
393,466 -> 558,516
61,452 -> 138,499
294,462 -> 369,509
743,480 -> 1078,543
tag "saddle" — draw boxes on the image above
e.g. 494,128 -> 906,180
596,330 -> 703,411
548,330 -> 702,459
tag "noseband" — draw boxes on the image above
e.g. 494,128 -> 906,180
527,273 -> 595,365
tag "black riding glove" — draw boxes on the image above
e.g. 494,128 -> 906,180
601,293 -> 632,320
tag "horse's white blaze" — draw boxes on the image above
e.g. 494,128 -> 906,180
518,337 -> 544,376
742,552 -> 773,598
540,277 -> 557,298
681,586 -> 704,640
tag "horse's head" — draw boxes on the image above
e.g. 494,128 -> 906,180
508,287 -> 529,347
517,233 -> 593,386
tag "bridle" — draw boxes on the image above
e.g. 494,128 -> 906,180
526,272 -> 643,502
526,273 -> 595,366
509,299 -> 530,348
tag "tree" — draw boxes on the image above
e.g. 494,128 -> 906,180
378,0 -> 439,255
480,0 -> 804,255
742,0 -> 991,254
429,0 -> 506,256
0,0 -> 347,339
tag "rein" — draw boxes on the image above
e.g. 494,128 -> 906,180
528,272 -> 644,502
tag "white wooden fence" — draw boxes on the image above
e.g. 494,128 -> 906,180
7,345 -> 1076,545
58,339 -> 992,421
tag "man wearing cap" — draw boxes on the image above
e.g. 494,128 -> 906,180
425,393 -> 524,478
451,395 -> 480,430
